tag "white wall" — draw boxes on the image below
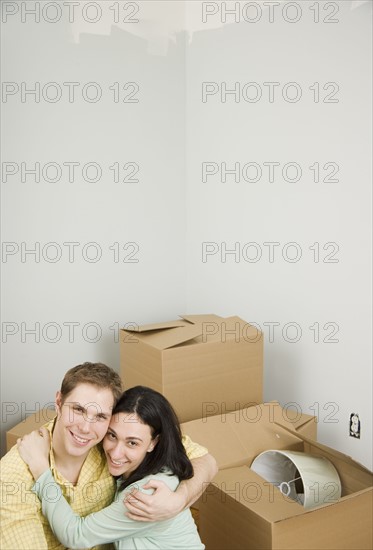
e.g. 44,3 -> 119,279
1,1 -> 188,455
1,1 -> 372,470
185,1 -> 372,469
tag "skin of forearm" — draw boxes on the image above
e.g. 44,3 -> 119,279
176,454 -> 218,510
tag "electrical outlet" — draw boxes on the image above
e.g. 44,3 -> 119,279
349,413 -> 360,439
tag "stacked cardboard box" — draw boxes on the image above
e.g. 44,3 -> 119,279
120,314 -> 263,422
120,313 -> 373,549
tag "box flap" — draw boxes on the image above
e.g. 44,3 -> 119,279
211,466 -> 306,522
121,324 -> 204,350
179,314 -> 224,324
181,403 -> 305,469
121,315 -> 262,346
123,320 -> 188,332
270,402 -> 317,436
179,315 -> 261,343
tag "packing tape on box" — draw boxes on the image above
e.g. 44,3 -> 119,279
250,450 -> 342,509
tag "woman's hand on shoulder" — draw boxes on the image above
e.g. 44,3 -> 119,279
123,479 -> 185,521
17,426 -> 50,480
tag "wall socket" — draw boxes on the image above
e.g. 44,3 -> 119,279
349,413 -> 361,439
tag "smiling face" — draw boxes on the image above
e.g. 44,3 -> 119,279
103,412 -> 157,477
53,383 -> 115,459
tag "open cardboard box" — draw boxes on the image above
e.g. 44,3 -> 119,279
120,314 -> 263,422
182,400 -> 317,518
181,404 -> 372,550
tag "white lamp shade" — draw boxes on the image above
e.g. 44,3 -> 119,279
251,450 -> 342,509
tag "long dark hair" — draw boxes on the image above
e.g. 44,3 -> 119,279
111,386 -> 193,490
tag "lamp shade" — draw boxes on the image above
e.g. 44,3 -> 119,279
251,450 -> 342,509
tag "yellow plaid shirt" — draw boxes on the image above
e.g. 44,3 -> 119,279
0,417 -> 207,550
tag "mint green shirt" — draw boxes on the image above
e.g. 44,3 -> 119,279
33,469 -> 204,550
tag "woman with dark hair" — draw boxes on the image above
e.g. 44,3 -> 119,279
17,386 -> 204,550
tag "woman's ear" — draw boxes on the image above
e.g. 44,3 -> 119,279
147,435 -> 160,453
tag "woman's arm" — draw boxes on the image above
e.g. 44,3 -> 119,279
125,452 -> 218,521
175,452 -> 218,508
33,469 -> 168,549
17,427 -> 51,480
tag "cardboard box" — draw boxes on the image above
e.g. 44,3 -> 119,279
182,401 -> 317,516
180,401 -> 317,470
6,409 -> 56,451
181,405 -> 372,550
120,314 -> 263,422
